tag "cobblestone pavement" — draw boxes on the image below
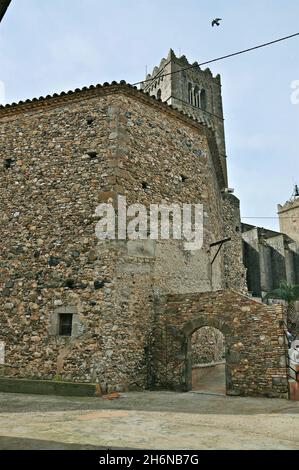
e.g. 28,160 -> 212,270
0,391 -> 299,450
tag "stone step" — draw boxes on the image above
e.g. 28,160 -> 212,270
0,377 -> 102,397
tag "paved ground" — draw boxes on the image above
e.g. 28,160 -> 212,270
192,364 -> 226,395
0,391 -> 299,450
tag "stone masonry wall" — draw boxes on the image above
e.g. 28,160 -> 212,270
0,92 -> 124,387
112,93 -> 226,294
222,193 -> 247,293
0,84 -> 247,390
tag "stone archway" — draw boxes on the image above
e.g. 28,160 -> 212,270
191,326 -> 225,393
182,316 -> 232,392
153,290 -> 287,397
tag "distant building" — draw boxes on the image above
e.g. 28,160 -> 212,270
278,185 -> 299,244
242,187 -> 299,299
242,224 -> 299,299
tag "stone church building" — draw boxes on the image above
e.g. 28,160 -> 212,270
0,50 -> 289,397
243,189 -> 299,299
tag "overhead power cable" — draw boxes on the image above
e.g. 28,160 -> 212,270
133,32 -> 299,87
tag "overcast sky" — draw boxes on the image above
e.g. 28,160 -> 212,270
1,0 -> 298,231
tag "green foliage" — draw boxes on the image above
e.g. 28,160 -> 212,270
267,281 -> 299,304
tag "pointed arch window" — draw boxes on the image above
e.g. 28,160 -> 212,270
200,89 -> 207,111
157,89 -> 162,100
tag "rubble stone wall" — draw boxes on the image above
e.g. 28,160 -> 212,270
0,85 -> 248,390
222,193 -> 247,293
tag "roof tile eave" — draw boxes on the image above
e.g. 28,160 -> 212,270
0,80 -> 205,130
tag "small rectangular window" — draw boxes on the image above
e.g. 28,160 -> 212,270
59,314 -> 73,336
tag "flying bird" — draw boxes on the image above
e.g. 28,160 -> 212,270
211,18 -> 222,27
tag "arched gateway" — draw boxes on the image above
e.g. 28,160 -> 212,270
183,318 -> 229,393
150,290 -> 288,398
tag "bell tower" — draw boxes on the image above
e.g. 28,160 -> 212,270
278,185 -> 299,243
141,49 -> 228,186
